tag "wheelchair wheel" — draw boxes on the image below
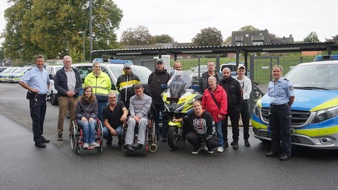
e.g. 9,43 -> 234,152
148,144 -> 158,153
71,121 -> 78,150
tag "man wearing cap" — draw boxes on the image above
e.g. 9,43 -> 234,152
116,64 -> 141,109
234,65 -> 252,147
148,59 -> 170,142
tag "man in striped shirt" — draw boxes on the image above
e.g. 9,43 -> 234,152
124,84 -> 152,151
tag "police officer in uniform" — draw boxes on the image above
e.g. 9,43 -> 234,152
266,65 -> 295,161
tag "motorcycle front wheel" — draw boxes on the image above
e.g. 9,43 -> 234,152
168,126 -> 182,150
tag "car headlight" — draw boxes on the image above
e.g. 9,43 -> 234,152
312,106 -> 338,123
253,104 -> 261,117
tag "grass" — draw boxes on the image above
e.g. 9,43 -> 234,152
173,51 -> 338,84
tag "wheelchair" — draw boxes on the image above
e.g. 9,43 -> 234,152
120,115 -> 158,153
70,119 -> 104,155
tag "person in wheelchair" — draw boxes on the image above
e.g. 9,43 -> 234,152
103,92 -> 128,146
75,86 -> 99,149
124,84 -> 152,151
183,100 -> 219,154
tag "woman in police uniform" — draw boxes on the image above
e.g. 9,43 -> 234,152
266,65 -> 295,161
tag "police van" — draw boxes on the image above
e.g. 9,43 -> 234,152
251,55 -> 338,149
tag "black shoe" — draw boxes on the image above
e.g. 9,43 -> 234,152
42,138 -> 50,143
35,143 -> 46,148
279,154 -> 290,161
192,146 -> 202,154
124,145 -> 134,151
132,143 -> 143,150
266,151 -> 279,157
244,140 -> 250,147
224,142 -> 229,148
232,141 -> 238,150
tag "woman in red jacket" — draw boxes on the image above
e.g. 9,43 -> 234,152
202,76 -> 228,153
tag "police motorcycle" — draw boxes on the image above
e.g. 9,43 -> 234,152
162,70 -> 202,150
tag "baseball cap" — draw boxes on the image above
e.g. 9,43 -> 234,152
238,65 -> 245,69
156,59 -> 163,64
123,64 -> 131,69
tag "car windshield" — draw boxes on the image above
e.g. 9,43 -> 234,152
109,66 -> 151,84
193,65 -> 208,74
2,67 -> 17,73
12,68 -> 27,73
285,63 -> 338,90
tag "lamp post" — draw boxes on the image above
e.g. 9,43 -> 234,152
89,0 -> 93,62
78,31 -> 85,62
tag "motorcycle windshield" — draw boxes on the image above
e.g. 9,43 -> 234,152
167,71 -> 192,98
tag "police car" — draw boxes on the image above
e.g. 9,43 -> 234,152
251,55 -> 338,149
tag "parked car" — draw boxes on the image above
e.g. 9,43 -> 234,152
219,62 -> 245,76
46,65 -> 63,105
0,67 -> 8,73
251,54 -> 338,149
191,65 -> 208,85
0,67 -> 18,82
8,67 -> 32,83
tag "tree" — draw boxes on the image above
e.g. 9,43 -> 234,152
153,34 -> 174,43
120,25 -> 154,45
303,32 -> 320,43
239,25 -> 259,31
325,34 -> 338,43
2,0 -> 122,61
192,27 -> 223,46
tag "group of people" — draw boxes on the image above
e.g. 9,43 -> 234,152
19,55 -> 294,160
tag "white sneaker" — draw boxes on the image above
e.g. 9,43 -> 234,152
90,142 -> 99,148
83,143 -> 89,149
217,146 -> 224,153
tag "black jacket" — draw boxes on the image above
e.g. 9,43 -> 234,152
54,67 -> 82,97
148,69 -> 170,104
116,73 -> 140,108
199,72 -> 220,93
219,76 -> 242,110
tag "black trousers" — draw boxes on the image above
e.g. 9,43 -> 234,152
29,95 -> 47,144
154,103 -> 168,138
186,132 -> 218,150
269,104 -> 292,156
240,100 -> 250,140
222,108 -> 240,142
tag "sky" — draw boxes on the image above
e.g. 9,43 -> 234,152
1,0 -> 338,43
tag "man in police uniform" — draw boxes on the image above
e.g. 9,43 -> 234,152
19,55 -> 50,148
266,65 -> 295,161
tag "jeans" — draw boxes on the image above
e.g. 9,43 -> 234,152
103,126 -> 122,142
77,119 -> 96,144
97,101 -> 108,126
215,121 -> 224,147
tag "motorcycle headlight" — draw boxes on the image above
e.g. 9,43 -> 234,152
312,106 -> 338,123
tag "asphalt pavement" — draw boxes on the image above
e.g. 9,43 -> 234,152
1,83 -> 338,190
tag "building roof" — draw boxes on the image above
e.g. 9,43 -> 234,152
92,42 -> 338,57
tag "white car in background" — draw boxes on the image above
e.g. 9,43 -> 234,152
46,65 -> 63,105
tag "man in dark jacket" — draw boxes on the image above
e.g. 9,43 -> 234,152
116,64 -> 140,109
148,59 -> 170,142
54,55 -> 82,141
199,61 -> 220,93
219,67 -> 242,150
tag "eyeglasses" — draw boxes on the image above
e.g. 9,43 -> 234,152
124,67 -> 131,70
